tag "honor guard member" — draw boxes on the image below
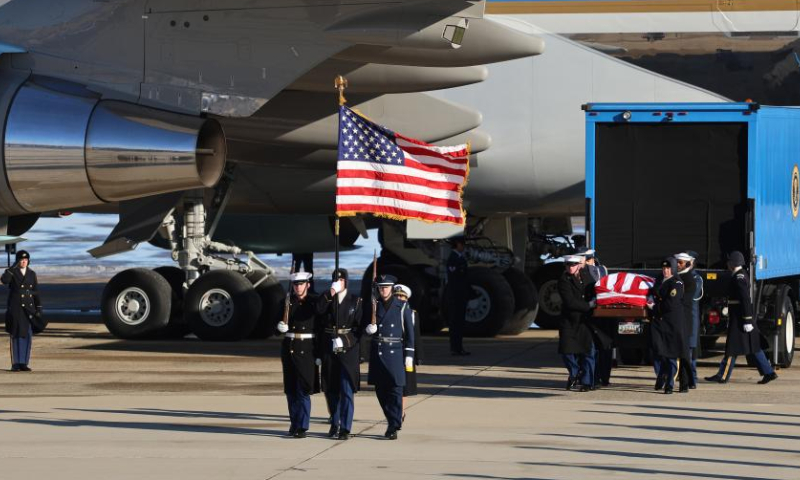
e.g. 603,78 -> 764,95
675,252 -> 697,392
276,271 -> 320,438
650,257 -> 686,394
2,250 -> 42,372
364,275 -> 415,439
317,268 -> 362,440
685,250 -> 704,386
446,237 -> 470,355
578,249 -> 613,388
393,284 -> 423,423
705,252 -> 778,384
557,255 -> 596,392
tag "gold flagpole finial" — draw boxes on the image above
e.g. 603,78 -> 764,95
334,75 -> 348,106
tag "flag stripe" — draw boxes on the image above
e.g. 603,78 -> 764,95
403,154 -> 468,176
396,135 -> 470,159
400,144 -> 469,166
337,203 -> 463,224
336,169 -> 462,191
336,177 -> 461,200
337,160 -> 466,185
335,195 -> 463,218
336,187 -> 461,209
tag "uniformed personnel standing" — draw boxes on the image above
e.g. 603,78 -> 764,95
446,238 -> 471,356
557,255 -> 596,392
649,257 -> 686,394
364,275 -> 415,439
3,250 -> 42,372
705,251 -> 778,385
685,250 -> 704,386
317,269 -> 362,440
578,249 -> 613,388
675,252 -> 697,392
393,284 -> 423,423
276,271 -> 320,438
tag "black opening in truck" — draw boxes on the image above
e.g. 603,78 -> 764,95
594,123 -> 748,269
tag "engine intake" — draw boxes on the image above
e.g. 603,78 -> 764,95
3,78 -> 226,213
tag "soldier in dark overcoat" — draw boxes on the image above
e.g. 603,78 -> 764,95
675,252 -> 697,392
705,251 -> 778,384
578,249 -> 612,389
650,257 -> 685,394
557,255 -> 595,392
2,250 -> 42,372
446,237 -> 470,355
276,271 -> 320,438
363,274 -> 415,440
317,268 -> 362,440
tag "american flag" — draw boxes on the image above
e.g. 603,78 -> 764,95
335,106 -> 469,226
595,272 -> 655,307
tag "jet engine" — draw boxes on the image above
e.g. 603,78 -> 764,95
0,77 -> 226,215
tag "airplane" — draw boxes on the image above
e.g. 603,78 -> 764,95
0,0 -> 545,341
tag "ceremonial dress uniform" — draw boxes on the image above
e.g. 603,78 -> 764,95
557,256 -> 595,391
278,272 -> 320,438
706,252 -> 777,384
650,258 -> 685,394
676,260 -> 697,391
686,250 -> 704,386
365,275 -> 415,439
2,250 -> 41,372
317,269 -> 362,439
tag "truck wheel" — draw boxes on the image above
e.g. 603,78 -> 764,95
102,268 -> 171,339
778,294 -> 796,368
444,267 -> 514,337
362,263 -> 439,334
618,347 -> 644,366
532,263 -> 565,329
247,270 -> 285,339
153,266 -> 191,339
499,267 -> 539,335
185,270 -> 261,341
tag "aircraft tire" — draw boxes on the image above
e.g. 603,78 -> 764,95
247,270 -> 285,339
185,270 -> 261,341
153,266 -> 191,339
532,263 -> 566,329
499,267 -> 539,335
102,268 -> 172,339
443,267 -> 514,338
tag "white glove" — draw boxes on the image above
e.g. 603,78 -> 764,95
332,337 -> 344,350
744,323 -> 754,333
365,323 -> 378,335
722,307 -> 729,316
405,357 -> 413,369
315,358 -> 322,366
277,322 -> 289,333
330,280 -> 344,294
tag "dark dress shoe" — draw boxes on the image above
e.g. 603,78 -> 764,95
293,429 -> 307,439
758,372 -> 778,384
385,428 -> 398,440
288,427 -> 297,437
664,387 -> 674,394
10,364 -> 20,372
328,425 -> 340,438
705,375 -> 723,383
565,377 -> 577,390
679,386 -> 689,393
654,375 -> 665,391
579,385 -> 591,392
689,384 -> 697,389
337,429 -> 350,440
600,380 -> 610,387
20,365 -> 31,372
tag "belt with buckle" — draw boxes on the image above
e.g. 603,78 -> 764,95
377,336 -> 402,343
286,333 -> 315,340
325,328 -> 351,334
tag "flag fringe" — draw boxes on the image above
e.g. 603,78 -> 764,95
336,210 -> 465,227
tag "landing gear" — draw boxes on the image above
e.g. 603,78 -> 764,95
500,267 -> 539,335
153,266 -> 191,339
247,270 -> 285,339
102,268 -> 171,339
184,270 -> 262,341
532,263 -> 565,329
443,267 -> 514,337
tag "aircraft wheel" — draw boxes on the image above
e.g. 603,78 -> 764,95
499,267 -> 539,335
185,270 -> 261,341
153,266 -> 191,339
102,268 -> 171,339
247,270 -> 285,339
532,263 -> 565,329
443,267 -> 514,337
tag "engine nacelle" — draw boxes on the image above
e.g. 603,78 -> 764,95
2,77 -> 226,214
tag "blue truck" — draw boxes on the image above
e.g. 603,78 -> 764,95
583,102 -> 799,368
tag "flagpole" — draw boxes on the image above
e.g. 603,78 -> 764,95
333,75 -> 347,312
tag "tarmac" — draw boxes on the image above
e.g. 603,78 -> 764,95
1,313 -> 799,479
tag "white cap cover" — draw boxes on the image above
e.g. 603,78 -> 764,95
290,271 -> 313,282
393,284 -> 412,298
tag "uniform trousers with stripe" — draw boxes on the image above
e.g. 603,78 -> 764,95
286,379 -> 311,431
10,326 -> 32,366
715,351 -> 774,382
375,384 -> 404,430
325,370 -> 355,432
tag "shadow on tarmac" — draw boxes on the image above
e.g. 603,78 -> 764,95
542,433 -> 800,455
580,422 -> 800,441
520,462 -> 779,480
